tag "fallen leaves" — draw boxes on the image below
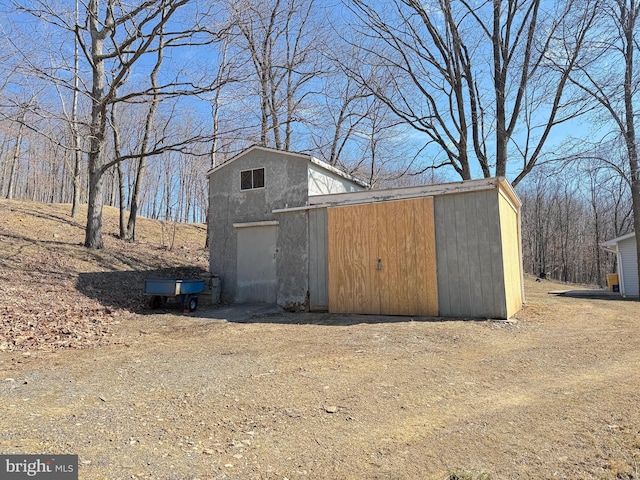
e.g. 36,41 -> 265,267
0,199 -> 208,352
0,283 -> 117,351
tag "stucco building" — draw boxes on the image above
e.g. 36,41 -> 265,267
207,146 -> 524,318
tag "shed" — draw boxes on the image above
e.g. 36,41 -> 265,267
207,146 -> 524,319
601,232 -> 639,297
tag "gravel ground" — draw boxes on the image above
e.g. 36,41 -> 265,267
1,278 -> 640,479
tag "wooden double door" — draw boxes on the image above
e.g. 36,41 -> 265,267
327,197 -> 439,316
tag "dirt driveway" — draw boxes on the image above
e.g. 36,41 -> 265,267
1,278 -> 639,479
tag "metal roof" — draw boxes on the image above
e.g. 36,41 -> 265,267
272,177 -> 520,214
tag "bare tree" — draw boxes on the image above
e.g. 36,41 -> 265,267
124,20 -> 166,242
322,78 -> 370,167
110,86 -> 128,237
205,37 -> 235,249
519,158 -> 630,285
81,0 -> 193,248
70,0 -> 82,217
345,0 -> 598,185
5,107 -> 26,200
14,0 -> 223,248
209,38 -> 234,168
308,43 -> 374,166
227,0 -> 324,150
569,0 -> 640,293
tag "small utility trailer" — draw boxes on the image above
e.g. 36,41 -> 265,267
144,279 -> 205,312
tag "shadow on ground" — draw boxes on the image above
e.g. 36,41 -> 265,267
76,267 -> 207,313
78,270 -> 495,325
548,289 -> 636,301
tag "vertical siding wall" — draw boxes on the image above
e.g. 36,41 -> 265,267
374,197 -> 438,316
434,190 -> 508,318
311,183 -> 522,318
620,237 -> 639,296
498,191 -> 524,317
327,202 -> 381,314
308,208 -> 329,310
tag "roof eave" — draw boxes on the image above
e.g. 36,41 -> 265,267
601,231 -> 636,247
206,145 -> 311,177
205,145 -> 369,188
307,156 -> 369,189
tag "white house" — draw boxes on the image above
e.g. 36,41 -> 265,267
601,232 -> 639,297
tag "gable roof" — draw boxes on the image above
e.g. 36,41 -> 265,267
206,145 -> 369,188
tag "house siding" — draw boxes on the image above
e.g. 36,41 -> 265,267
308,208 -> 329,311
498,190 -> 524,317
619,236 -> 639,297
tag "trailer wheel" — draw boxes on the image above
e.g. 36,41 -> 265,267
187,296 -> 198,312
150,295 -> 162,309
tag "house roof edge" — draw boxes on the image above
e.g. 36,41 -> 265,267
601,231 -> 636,247
205,145 -> 369,188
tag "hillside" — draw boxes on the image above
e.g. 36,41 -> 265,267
0,199 -> 208,351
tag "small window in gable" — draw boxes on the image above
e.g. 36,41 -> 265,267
240,167 -> 265,190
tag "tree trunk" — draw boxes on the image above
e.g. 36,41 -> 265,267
110,93 -> 127,239
6,123 -> 23,200
85,160 -> 106,249
126,20 -> 164,242
71,0 -> 82,218
71,140 -> 82,217
620,0 -> 640,297
0,136 -> 8,196
260,67 -> 270,145
84,0 -> 107,249
493,0 -> 508,178
628,136 -> 640,295
590,178 -> 603,286
117,161 -> 126,238
126,156 -> 147,242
